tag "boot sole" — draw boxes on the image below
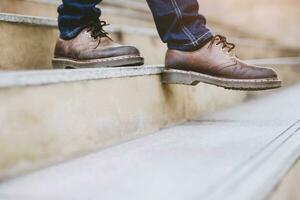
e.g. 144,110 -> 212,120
52,55 -> 144,69
162,69 -> 282,91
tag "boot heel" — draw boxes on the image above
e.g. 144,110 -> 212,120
162,69 -> 199,86
52,59 -> 65,69
52,59 -> 76,69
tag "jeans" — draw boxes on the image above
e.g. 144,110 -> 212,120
58,0 -> 213,51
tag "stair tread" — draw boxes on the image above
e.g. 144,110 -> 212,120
0,12 -> 57,27
1,84 -> 300,200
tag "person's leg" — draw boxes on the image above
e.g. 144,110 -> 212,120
53,0 -> 144,68
146,0 -> 213,51
58,0 -> 102,40
147,0 -> 281,90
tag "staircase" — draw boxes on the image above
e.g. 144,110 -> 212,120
1,1 -> 300,199
2,83 -> 300,200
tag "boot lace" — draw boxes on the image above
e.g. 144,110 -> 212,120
208,35 -> 235,53
86,20 -> 112,48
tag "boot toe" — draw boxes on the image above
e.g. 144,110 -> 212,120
258,67 -> 278,79
115,46 -> 141,56
83,45 -> 141,60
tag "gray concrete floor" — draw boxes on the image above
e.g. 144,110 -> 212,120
1,84 -> 300,200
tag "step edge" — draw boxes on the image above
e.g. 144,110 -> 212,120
0,12 -> 57,27
27,0 -> 150,13
0,65 -> 164,88
0,13 -> 158,37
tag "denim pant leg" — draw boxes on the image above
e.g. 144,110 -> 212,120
146,0 -> 213,51
58,0 -> 102,39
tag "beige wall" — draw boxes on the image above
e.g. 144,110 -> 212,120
199,0 -> 300,49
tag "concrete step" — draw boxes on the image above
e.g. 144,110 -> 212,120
1,12 -> 299,183
1,12 -> 300,77
1,83 -> 300,200
0,66 -> 252,180
2,0 -> 298,58
0,12 -> 165,70
0,0 -> 154,26
0,0 -> 58,18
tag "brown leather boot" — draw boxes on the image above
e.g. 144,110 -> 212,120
52,20 -> 144,69
163,35 -> 281,90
